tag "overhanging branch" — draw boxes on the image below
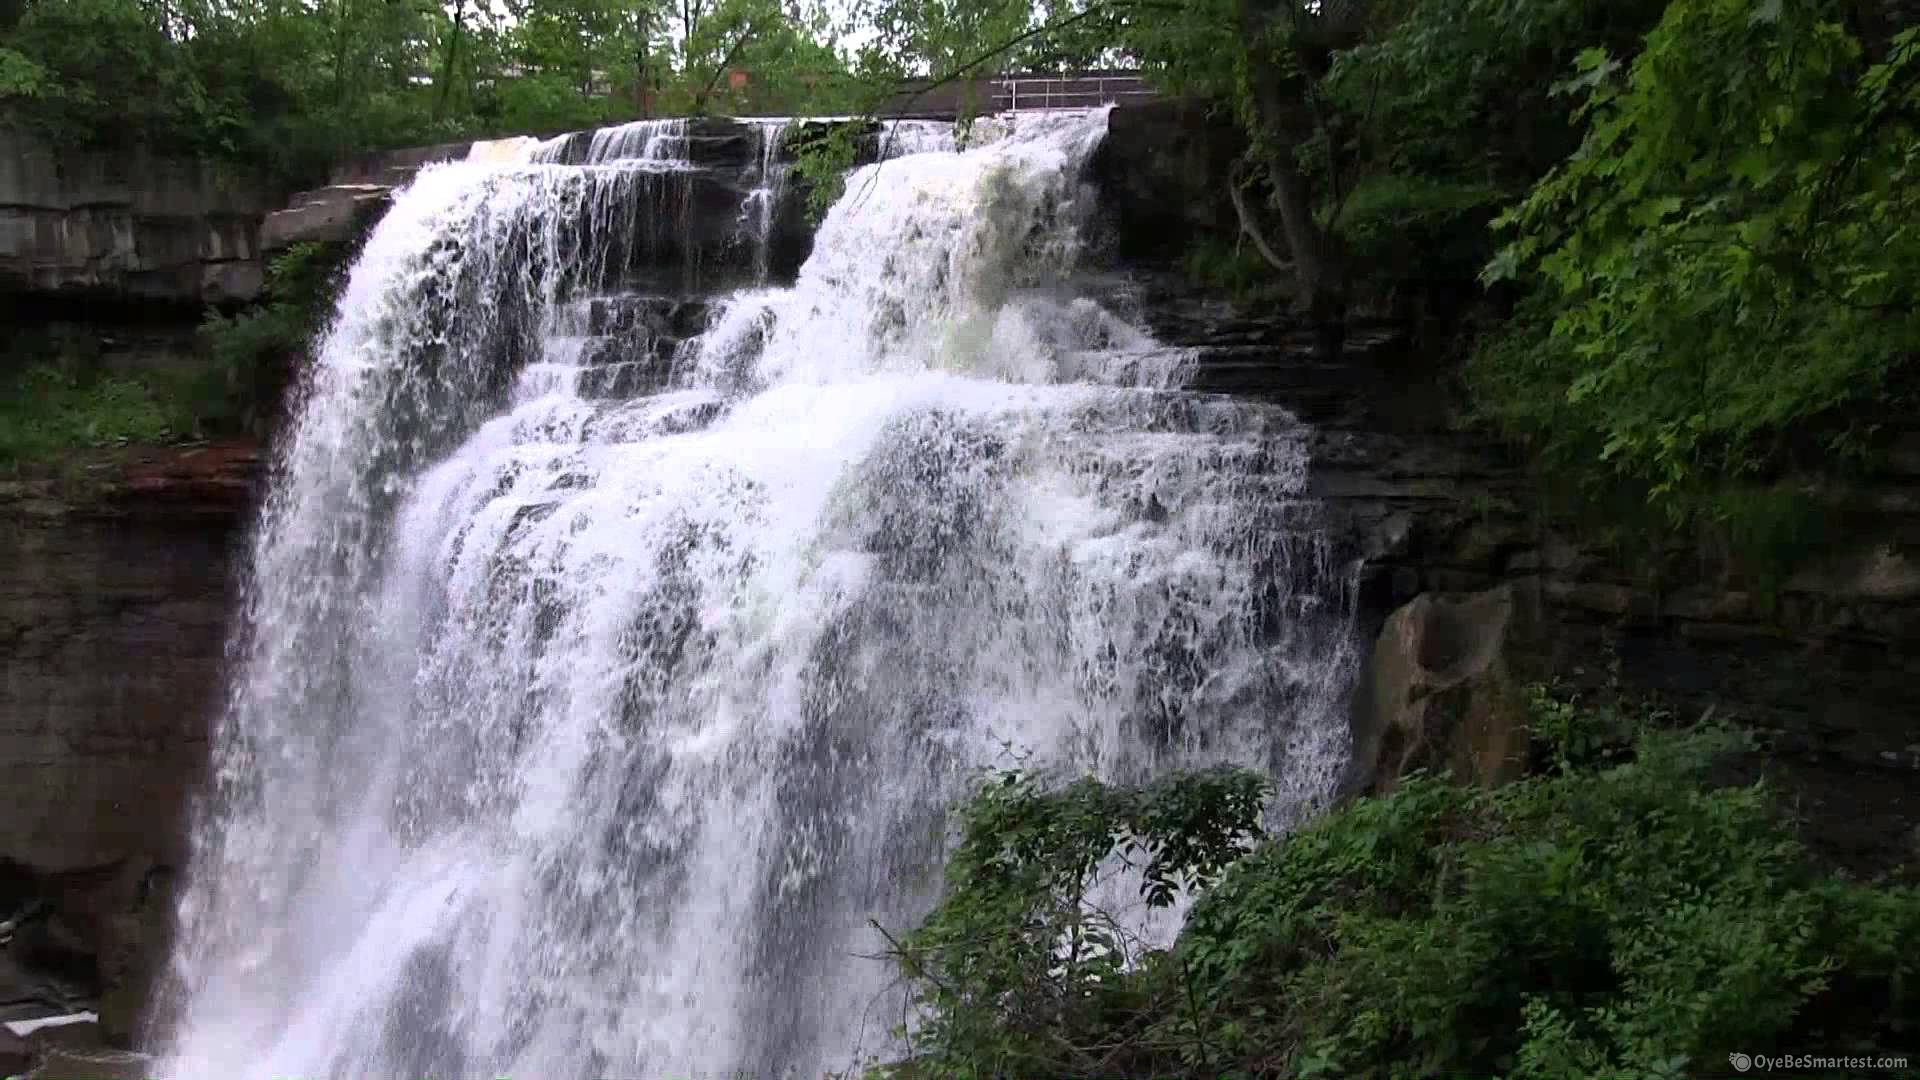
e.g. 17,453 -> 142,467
1226,161 -> 1293,275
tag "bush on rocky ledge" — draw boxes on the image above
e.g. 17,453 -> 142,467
874,703 -> 1920,1080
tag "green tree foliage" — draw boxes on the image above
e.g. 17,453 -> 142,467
1477,1 -> 1920,506
877,767 -> 1268,1078
1312,0 -> 1669,283
197,240 -> 346,432
1,0 -> 464,177
0,0 -> 861,183
879,713 -> 1920,1079
668,0 -> 859,115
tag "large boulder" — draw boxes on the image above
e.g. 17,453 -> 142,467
1347,583 -> 1533,794
259,184 -> 393,252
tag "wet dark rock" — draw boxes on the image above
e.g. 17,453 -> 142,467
0,445 -> 255,1044
1086,101 -> 1242,266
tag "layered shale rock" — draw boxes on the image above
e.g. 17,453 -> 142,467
0,444 -> 256,1046
0,128 -> 275,305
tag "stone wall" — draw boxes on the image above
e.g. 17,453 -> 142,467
0,128 -> 278,306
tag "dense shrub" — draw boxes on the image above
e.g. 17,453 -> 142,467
193,240 -> 344,434
879,706 -> 1920,1079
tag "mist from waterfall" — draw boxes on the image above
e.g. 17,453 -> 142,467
156,108 -> 1356,1080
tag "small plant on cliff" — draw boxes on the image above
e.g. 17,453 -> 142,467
879,711 -> 1920,1079
790,120 -> 866,224
195,240 -> 345,434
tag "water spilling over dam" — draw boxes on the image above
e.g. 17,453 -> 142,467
156,108 -> 1356,1079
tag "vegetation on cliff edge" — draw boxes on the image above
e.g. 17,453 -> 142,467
0,242 -> 340,469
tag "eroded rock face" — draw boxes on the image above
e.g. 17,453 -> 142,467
0,444 -> 256,1046
0,128 -> 275,305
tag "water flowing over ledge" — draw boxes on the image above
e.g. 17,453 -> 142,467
156,108 -> 1357,1079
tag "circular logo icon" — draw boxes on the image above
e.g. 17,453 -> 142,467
1730,1053 -> 1754,1072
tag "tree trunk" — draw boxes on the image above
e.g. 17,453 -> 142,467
435,0 -> 466,121
634,36 -> 649,117
1235,0 -> 1349,358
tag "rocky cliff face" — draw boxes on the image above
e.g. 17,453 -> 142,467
0,445 -> 256,1044
1084,99 -> 1920,872
0,128 -> 276,306
1104,266 -> 1920,873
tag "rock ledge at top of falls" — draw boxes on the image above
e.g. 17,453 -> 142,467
0,126 -> 278,306
262,117 -> 840,288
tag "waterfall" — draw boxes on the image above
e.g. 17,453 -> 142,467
531,118 -> 691,166
157,108 -> 1356,1080
737,120 -> 790,283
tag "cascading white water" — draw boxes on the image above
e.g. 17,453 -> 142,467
532,118 -> 692,166
737,120 -> 791,283
157,108 -> 1355,1080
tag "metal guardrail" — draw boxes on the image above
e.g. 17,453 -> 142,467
994,75 -> 1158,112
880,72 -> 1161,117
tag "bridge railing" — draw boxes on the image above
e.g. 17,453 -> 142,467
994,74 -> 1159,111
879,71 -> 1160,118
